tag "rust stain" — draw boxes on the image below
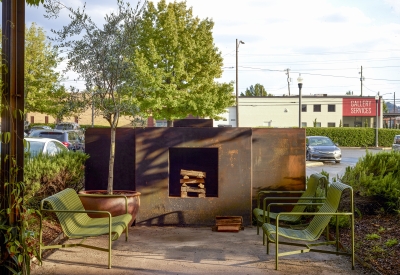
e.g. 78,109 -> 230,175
228,149 -> 238,167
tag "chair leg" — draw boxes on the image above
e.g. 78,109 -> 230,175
266,231 -> 270,254
263,229 -> 265,245
275,231 -> 279,270
108,233 -> 112,269
125,224 -> 129,241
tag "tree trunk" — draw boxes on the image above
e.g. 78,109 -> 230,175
167,120 -> 173,127
107,126 -> 116,194
107,112 -> 119,194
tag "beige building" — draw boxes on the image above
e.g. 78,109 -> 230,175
26,109 -> 135,127
214,95 -> 383,128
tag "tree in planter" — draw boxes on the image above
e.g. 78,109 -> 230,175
132,0 -> 235,127
44,0 -> 146,194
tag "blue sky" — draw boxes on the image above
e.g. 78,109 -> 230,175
24,0 -> 400,104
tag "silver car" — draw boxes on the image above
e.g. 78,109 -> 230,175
306,136 -> 341,163
392,135 -> 400,152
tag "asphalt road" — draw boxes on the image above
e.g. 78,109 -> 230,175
306,147 -> 390,179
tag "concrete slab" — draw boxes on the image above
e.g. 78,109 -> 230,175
32,226 -> 377,275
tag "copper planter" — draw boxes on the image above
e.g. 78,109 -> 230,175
78,190 -> 141,227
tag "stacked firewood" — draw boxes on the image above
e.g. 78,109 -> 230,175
180,169 -> 206,198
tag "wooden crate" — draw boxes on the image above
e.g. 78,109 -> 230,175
212,216 -> 244,232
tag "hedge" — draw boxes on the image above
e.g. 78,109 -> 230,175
305,127 -> 400,147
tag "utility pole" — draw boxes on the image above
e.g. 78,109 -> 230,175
359,66 -> 365,97
285,68 -> 291,96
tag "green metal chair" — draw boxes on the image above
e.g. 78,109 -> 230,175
39,188 -> 132,269
262,180 -> 355,270
253,173 -> 328,237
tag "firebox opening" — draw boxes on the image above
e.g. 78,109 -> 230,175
169,147 -> 218,197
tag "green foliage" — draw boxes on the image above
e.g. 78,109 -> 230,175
0,152 -> 41,274
385,238 -> 398,247
341,151 -> 400,211
329,214 -> 351,228
132,0 -> 235,123
44,0 -> 146,194
365,233 -> 380,240
24,151 -> 89,208
241,84 -> 271,97
305,127 -> 400,147
24,23 -> 66,117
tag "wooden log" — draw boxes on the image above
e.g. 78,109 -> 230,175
180,178 -> 205,184
181,186 -> 206,193
180,169 -> 206,178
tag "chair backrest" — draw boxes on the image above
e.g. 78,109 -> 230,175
42,188 -> 91,237
304,181 -> 352,239
291,173 -> 328,213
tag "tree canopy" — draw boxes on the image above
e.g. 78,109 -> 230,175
24,23 -> 67,116
44,0 -> 146,194
0,23 -> 77,121
240,83 -> 272,97
132,0 -> 234,125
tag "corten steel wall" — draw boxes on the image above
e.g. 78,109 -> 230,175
84,127 -> 306,226
85,128 -> 136,191
134,127 -> 253,226
252,128 -> 306,211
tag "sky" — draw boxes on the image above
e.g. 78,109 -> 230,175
22,0 -> 400,104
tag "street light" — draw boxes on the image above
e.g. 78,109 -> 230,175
236,39 -> 244,127
375,94 -> 379,147
297,74 -> 303,128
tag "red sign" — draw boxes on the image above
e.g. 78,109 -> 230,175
343,98 -> 378,117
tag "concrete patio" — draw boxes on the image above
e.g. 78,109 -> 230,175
31,225 -> 377,275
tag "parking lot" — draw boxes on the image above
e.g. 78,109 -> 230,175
306,147 -> 391,179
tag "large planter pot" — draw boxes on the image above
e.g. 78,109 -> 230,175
78,190 -> 141,227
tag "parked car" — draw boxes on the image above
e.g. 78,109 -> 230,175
55,122 -> 81,130
25,137 -> 68,158
28,125 -> 52,135
392,135 -> 400,152
28,129 -> 85,152
306,136 -> 341,163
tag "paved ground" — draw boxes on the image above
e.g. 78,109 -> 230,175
31,226 -> 377,275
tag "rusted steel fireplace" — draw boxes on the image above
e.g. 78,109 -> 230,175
169,148 -> 218,198
84,127 -> 305,227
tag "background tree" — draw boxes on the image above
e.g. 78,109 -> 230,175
132,0 -> 234,126
383,101 -> 388,113
24,23 -> 65,116
1,23 -> 68,119
240,83 -> 272,96
44,0 -> 146,194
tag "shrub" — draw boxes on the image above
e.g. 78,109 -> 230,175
24,151 -> 89,208
305,127 -> 400,147
340,150 -> 400,212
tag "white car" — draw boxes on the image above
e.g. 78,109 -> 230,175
392,135 -> 400,152
25,137 -> 68,157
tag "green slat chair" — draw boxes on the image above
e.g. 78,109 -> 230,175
39,188 -> 132,269
262,180 -> 355,270
253,173 -> 328,238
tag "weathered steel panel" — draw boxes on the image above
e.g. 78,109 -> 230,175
85,128 -> 136,191
84,127 -> 306,226
252,128 -> 306,211
134,127 -> 253,226
173,119 -> 213,127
